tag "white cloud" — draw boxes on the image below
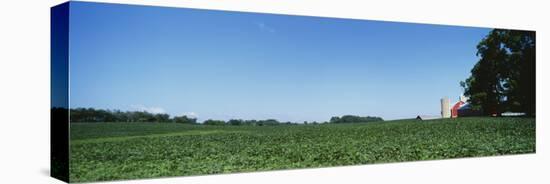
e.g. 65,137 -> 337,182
256,22 -> 276,33
131,105 -> 166,114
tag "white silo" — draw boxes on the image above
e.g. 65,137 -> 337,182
441,97 -> 450,118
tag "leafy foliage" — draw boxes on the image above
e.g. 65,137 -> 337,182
329,115 -> 383,123
70,117 -> 535,182
461,29 -> 535,115
69,107 -> 378,125
172,115 -> 197,124
69,108 -> 176,123
203,119 -> 226,125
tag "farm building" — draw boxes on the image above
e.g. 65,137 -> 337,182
451,98 -> 466,118
456,103 -> 482,117
416,115 -> 440,120
441,97 -> 451,118
421,95 -> 522,120
501,112 -> 526,116
417,95 -> 481,121
446,95 -> 481,118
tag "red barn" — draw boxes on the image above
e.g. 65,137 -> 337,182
451,101 -> 465,118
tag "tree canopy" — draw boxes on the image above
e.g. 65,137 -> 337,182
461,29 -> 535,116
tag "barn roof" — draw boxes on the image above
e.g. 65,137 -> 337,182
458,103 -> 473,110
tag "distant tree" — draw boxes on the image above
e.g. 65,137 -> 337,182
173,115 -> 196,124
243,120 -> 258,126
154,114 -> 170,122
256,119 -> 280,126
329,115 -> 383,123
203,119 -> 226,125
329,116 -> 340,123
228,119 -> 244,126
70,108 -> 174,123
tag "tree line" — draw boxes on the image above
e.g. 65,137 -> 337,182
204,119 -> 295,126
69,108 -> 196,124
65,107 -> 383,125
461,29 -> 535,116
329,115 -> 384,123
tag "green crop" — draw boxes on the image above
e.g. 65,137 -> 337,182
69,117 -> 535,182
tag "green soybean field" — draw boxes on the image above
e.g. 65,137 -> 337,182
69,117 -> 535,182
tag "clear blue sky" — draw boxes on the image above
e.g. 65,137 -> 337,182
68,2 -> 491,122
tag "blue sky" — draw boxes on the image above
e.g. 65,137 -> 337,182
68,2 -> 491,122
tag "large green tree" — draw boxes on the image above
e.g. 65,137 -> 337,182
461,29 -> 535,116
